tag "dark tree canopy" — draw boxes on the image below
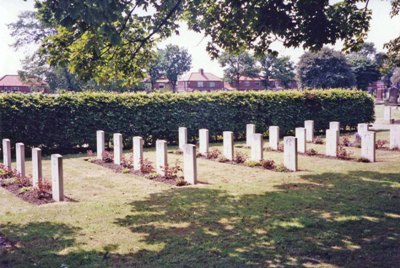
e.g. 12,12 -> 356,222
348,56 -> 381,90
28,0 -> 373,84
258,54 -> 295,89
297,48 -> 356,89
219,51 -> 259,88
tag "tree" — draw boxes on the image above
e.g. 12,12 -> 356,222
159,45 -> 192,92
297,48 -> 356,89
146,53 -> 164,91
31,0 -> 373,84
348,56 -> 380,90
258,54 -> 295,89
219,52 -> 259,89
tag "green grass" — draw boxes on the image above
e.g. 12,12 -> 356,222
1,109 -> 400,267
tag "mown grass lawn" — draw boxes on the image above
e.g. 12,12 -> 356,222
1,107 -> 400,267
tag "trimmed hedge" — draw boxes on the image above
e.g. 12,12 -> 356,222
0,89 -> 374,154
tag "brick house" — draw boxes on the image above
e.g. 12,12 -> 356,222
143,77 -> 173,91
177,69 -> 224,92
0,75 -> 48,93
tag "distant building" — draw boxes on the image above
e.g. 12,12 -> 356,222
0,75 -> 48,93
143,77 -> 173,91
177,69 -> 224,92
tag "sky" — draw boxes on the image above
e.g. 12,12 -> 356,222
1,0 -> 400,78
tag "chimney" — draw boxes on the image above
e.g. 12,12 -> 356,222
199,68 -> 204,75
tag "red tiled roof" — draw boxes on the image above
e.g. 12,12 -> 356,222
181,69 -> 222,82
0,75 -> 47,87
0,75 -> 27,87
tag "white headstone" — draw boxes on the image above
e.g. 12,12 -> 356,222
2,139 -> 11,170
51,154 -> 64,202
133,136 -> 144,172
16,143 -> 25,177
156,140 -> 168,176
113,133 -> 123,165
384,106 -> 392,123
269,126 -> 280,151
284,136 -> 297,171
357,123 -> 369,136
246,124 -> 256,146
329,121 -> 340,135
304,120 -> 314,142
390,125 -> 400,149
96,130 -> 105,160
326,129 -> 339,157
223,131 -> 234,161
361,131 -> 376,162
199,129 -> 209,155
183,144 -> 197,185
32,148 -> 42,187
179,127 -> 188,150
251,133 -> 264,162
295,127 -> 306,153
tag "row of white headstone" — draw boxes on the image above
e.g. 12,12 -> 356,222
97,120 -> 376,179
1,139 -> 64,202
97,131 -> 197,185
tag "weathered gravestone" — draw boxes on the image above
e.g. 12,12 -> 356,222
199,129 -> 209,156
269,126 -> 280,151
156,140 -> 168,176
295,127 -> 306,153
304,120 -> 314,142
223,131 -> 234,161
284,137 -> 298,171
251,133 -> 263,162
246,124 -> 256,147
183,144 -> 197,185
51,154 -> 64,202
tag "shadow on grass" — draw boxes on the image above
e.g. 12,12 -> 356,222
1,171 -> 399,267
114,170 -> 400,267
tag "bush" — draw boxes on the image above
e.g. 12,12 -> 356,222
0,90 -> 374,154
207,148 -> 222,159
305,149 -> 318,156
244,161 -> 262,167
261,160 -> 276,170
234,151 -> 248,164
376,139 -> 388,149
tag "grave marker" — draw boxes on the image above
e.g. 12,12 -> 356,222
284,137 -> 297,171
251,133 -> 263,162
133,136 -> 144,172
269,126 -> 279,151
2,139 -> 11,170
96,130 -> 105,160
51,154 -> 64,202
183,144 -> 197,185
16,143 -> 25,177
361,131 -> 376,162
199,129 -> 209,155
304,120 -> 314,142
32,148 -> 42,187
326,129 -> 339,157
179,127 -> 187,150
113,133 -> 123,165
295,127 -> 306,153
223,131 -> 234,161
156,140 -> 168,176
246,124 -> 256,146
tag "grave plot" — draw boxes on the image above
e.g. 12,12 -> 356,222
0,140 -> 65,204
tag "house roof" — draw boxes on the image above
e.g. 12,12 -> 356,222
181,69 -> 222,82
0,75 -> 47,87
0,75 -> 27,87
